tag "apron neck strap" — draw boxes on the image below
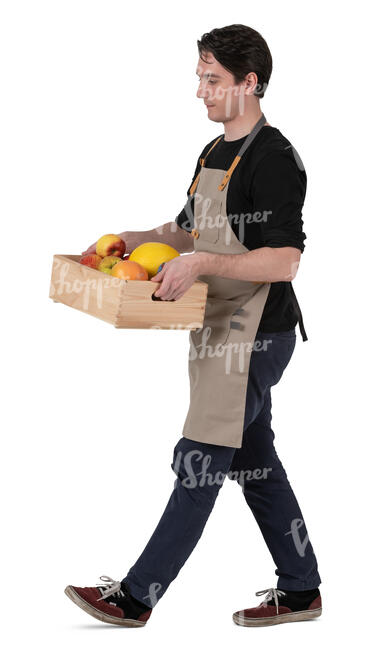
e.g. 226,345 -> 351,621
189,112 -> 267,197
189,135 -> 223,196
218,112 -> 267,191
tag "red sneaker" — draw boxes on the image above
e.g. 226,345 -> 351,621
64,575 -> 152,627
233,587 -> 322,627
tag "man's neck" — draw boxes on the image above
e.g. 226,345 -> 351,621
223,106 -> 269,142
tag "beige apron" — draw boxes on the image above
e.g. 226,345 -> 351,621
181,113 -> 271,448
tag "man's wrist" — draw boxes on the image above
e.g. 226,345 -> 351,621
194,251 -> 216,275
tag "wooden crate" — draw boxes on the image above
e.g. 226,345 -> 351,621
49,254 -> 208,330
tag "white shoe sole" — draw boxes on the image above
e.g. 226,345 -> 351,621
64,586 -> 147,627
233,607 -> 322,627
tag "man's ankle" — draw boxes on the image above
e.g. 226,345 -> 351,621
121,580 -> 152,611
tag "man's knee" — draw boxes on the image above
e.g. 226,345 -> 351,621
227,463 -> 274,489
171,437 -> 231,492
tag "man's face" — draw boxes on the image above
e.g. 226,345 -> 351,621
196,51 -> 254,121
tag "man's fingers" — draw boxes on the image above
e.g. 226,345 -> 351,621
150,263 -> 168,282
150,270 -> 163,282
81,243 -> 97,256
154,279 -> 175,300
160,283 -> 179,301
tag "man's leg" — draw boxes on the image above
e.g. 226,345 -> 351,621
123,436 -> 236,607
229,330 -> 321,590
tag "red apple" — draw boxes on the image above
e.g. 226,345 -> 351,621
80,253 -> 102,269
96,234 -> 126,258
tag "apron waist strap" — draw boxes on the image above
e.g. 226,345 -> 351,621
290,284 -> 308,342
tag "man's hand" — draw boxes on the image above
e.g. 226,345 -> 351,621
150,253 -> 202,301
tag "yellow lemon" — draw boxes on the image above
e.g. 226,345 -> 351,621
129,242 -> 179,278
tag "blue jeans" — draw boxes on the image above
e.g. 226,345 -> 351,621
124,330 -> 321,608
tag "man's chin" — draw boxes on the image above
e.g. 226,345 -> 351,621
207,113 -> 223,123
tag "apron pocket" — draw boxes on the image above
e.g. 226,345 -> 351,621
189,297 -> 236,349
221,286 -> 270,346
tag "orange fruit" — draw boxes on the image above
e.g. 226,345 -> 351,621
111,260 -> 148,280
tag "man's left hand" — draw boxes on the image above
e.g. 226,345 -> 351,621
150,253 -> 204,301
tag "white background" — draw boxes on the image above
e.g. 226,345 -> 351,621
1,1 -> 377,648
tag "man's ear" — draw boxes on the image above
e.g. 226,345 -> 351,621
244,72 -> 259,95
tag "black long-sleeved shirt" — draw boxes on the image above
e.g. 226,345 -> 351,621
175,125 -> 307,332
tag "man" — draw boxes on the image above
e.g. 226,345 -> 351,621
66,24 -> 321,628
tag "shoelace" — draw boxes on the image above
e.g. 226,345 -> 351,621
255,587 -> 286,615
96,575 -> 126,602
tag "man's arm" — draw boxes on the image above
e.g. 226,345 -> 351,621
193,146 -> 305,282
118,222 -> 194,254
150,246 -> 301,301
118,143 -> 211,256
195,246 -> 301,282
118,144 -> 209,256
82,221 -> 194,256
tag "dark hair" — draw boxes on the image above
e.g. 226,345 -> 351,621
197,24 -> 272,98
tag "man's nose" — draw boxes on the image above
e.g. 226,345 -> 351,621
196,83 -> 209,99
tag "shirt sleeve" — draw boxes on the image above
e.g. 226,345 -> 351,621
250,148 -> 307,252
